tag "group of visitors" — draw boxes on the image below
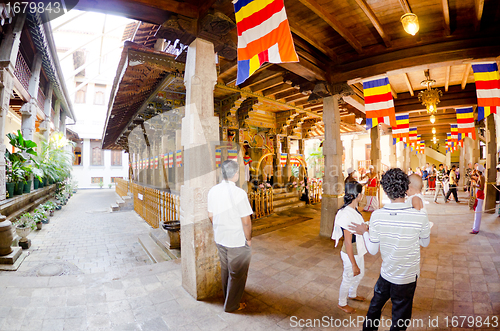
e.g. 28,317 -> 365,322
345,166 -> 380,212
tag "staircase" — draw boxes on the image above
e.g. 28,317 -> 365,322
272,187 -> 306,213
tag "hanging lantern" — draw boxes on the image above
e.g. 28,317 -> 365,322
401,13 -> 419,36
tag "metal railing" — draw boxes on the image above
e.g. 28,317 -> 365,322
14,51 -> 31,92
248,188 -> 273,219
115,179 -> 180,229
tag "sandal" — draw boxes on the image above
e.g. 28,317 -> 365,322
237,303 -> 247,311
349,296 -> 366,301
470,230 -> 479,234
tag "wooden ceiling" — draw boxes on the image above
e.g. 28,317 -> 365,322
77,0 -> 500,142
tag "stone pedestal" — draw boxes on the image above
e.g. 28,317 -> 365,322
485,115 -> 497,213
19,239 -> 31,249
320,95 -> 344,237
0,246 -> 21,264
180,38 -> 220,300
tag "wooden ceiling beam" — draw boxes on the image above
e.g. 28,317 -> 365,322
390,84 -> 398,99
275,88 -> 302,100
290,21 -> 335,59
404,73 -> 414,96
475,0 -> 485,31
398,0 -> 412,13
445,66 -> 450,92
262,83 -> 294,97
239,69 -> 283,90
297,0 -> 363,53
442,0 -> 451,35
461,63 -> 471,89
353,0 -> 392,48
285,93 -> 310,103
278,54 -> 327,81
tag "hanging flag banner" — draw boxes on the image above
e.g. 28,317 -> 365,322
450,123 -> 462,143
472,62 -> 500,121
418,135 -> 425,154
155,155 -> 158,169
228,149 -> 238,161
169,152 -> 174,168
446,133 -> 452,152
456,107 -> 476,139
176,150 -> 183,167
291,156 -> 300,167
392,114 -> 409,144
363,76 -> 397,129
280,153 -> 287,167
215,149 -> 222,168
409,127 -> 418,148
234,0 -> 299,85
243,155 -> 252,165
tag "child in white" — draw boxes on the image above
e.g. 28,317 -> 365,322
331,182 -> 367,314
407,174 -> 426,212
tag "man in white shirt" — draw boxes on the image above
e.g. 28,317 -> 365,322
208,160 -> 253,312
350,168 -> 430,331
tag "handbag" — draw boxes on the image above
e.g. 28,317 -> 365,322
341,241 -> 358,255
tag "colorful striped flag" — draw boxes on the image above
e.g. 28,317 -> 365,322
392,114 -> 409,144
176,150 -> 182,167
228,149 -> 238,161
280,153 -> 287,167
234,0 -> 299,85
363,76 -> 397,129
163,154 -> 168,168
450,124 -> 458,143
215,149 -> 222,168
409,127 -> 418,148
418,135 -> 424,154
169,152 -> 174,168
155,156 -> 158,169
446,133 -> 452,152
472,62 -> 500,121
456,107 -> 476,139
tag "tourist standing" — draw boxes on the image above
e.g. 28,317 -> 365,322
445,165 -> 459,203
349,168 -> 430,331
208,160 -> 253,312
345,168 -> 358,184
331,182 -> 367,314
363,165 -> 379,212
434,164 -> 447,203
471,165 -> 485,234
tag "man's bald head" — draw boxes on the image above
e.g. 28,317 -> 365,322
408,173 -> 423,191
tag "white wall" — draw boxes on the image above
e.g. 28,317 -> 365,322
72,138 -> 128,188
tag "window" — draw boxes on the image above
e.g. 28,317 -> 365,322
90,139 -> 103,166
111,150 -> 122,166
73,141 -> 83,166
94,84 -> 106,105
111,177 -> 123,183
91,177 -> 103,184
75,82 -> 86,104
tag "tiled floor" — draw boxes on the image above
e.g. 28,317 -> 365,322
0,189 -> 499,330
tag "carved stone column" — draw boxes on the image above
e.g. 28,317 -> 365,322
180,38 -> 220,300
53,100 -> 61,130
320,95 -> 344,237
371,126 -> 381,173
42,84 -> 53,140
60,112 -> 67,137
273,135 -> 281,185
472,127 -> 480,164
459,145 -> 465,188
484,115 -> 496,213
22,53 -> 42,141
282,137 -> 290,183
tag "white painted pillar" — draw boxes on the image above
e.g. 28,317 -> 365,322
343,136 -> 354,172
485,115 -> 496,213
42,84 -> 53,140
445,151 -> 451,167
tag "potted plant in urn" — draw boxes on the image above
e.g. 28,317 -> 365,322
33,207 -> 48,226
13,213 -> 35,248
43,201 -> 56,216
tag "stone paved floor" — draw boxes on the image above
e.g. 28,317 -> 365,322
0,189 -> 499,330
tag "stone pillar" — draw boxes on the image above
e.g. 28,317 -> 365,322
180,38 -> 220,300
396,141 -> 404,169
472,127 -> 480,164
20,53 -> 42,141
273,136 -> 282,185
60,112 -> 67,137
282,137 -> 290,183
320,95 -> 344,237
445,151 -> 451,168
175,129 -> 182,191
485,115 -> 497,213
459,145 -> 465,188
298,139 -> 305,181
389,138 -> 397,168
343,136 -> 354,173
42,84 -> 53,140
404,145 -> 411,171
53,100 -> 61,130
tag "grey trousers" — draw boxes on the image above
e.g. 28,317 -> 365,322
216,243 -> 252,312
434,182 -> 446,202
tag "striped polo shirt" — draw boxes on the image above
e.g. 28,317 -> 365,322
369,201 -> 430,285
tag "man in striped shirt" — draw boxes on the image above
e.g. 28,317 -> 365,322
350,168 -> 430,331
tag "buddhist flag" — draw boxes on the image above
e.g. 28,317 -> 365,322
215,149 -> 222,168
450,123 -> 462,142
418,135 -> 425,154
154,156 -> 158,169
169,152 -> 174,168
234,0 -> 299,85
280,153 -> 287,167
446,133 -> 452,152
392,114 -> 409,144
456,107 -> 476,139
409,127 -> 418,148
363,76 -> 397,129
176,150 -> 182,167
228,149 -> 238,161
472,62 -> 500,121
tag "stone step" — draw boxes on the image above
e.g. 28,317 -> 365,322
116,199 -> 125,208
149,228 -> 181,260
273,191 -> 299,200
120,195 -> 134,210
138,234 -> 170,263
272,201 -> 306,213
110,204 -> 119,212
273,196 -> 301,207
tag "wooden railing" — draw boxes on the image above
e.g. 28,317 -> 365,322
248,188 -> 273,219
309,181 -> 322,204
37,87 -> 45,111
115,178 -> 128,197
116,180 -> 180,229
14,51 -> 31,92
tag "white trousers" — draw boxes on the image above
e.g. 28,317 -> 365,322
363,196 -> 379,212
473,198 -> 484,232
339,251 -> 365,306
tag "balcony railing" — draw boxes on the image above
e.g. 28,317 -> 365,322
248,188 -> 274,219
14,51 -> 30,92
37,88 -> 45,111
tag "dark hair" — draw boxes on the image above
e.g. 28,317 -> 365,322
340,182 -> 363,211
451,165 -> 456,169
439,164 -> 443,167
380,168 -> 409,200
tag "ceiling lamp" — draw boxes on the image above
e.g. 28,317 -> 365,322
432,127 -> 436,134
433,136 -> 437,144
419,70 -> 442,123
401,13 -> 419,35
430,114 -> 436,124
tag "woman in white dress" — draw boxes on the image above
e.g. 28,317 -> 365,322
331,182 -> 367,314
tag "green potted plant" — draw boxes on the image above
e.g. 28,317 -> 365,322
4,130 -> 38,196
99,181 -> 104,189
43,201 -> 56,216
13,212 -> 35,244
33,207 -> 48,225
10,161 -> 26,196
108,183 -> 112,189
